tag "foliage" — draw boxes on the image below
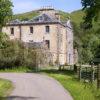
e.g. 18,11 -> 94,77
80,0 -> 100,63
0,67 -> 33,73
59,11 -> 70,22
0,40 -> 24,69
70,9 -> 100,64
0,78 -> 13,97
0,32 -> 9,49
0,39 -> 48,70
0,0 -> 13,31
81,0 -> 100,27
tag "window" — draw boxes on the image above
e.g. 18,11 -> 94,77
10,28 -> 14,35
30,27 -> 33,33
45,40 -> 50,49
39,16 -> 43,22
45,26 -> 50,33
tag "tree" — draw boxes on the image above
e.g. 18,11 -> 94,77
81,0 -> 100,28
0,32 -> 9,49
0,0 -> 13,32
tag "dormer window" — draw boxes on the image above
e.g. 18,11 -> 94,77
39,16 -> 43,22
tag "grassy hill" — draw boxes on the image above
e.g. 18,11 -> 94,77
70,10 -> 100,30
13,10 -> 70,21
70,10 -> 85,26
13,11 -> 39,21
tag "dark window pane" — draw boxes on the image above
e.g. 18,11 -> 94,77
45,40 -> 50,49
10,28 -> 14,35
30,27 -> 33,33
46,26 -> 50,33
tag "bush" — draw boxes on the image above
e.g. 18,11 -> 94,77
0,40 -> 24,69
0,39 -> 49,70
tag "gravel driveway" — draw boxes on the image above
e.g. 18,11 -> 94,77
0,73 -> 73,100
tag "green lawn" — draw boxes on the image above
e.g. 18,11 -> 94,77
40,69 -> 100,100
0,79 -> 13,97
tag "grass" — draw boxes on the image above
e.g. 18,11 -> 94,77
0,79 -> 13,97
0,67 -> 34,73
39,69 -> 100,100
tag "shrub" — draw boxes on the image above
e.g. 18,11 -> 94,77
0,39 -> 49,70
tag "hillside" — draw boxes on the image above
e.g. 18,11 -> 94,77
70,10 -> 100,30
13,10 -> 70,21
13,11 -> 39,21
70,10 -> 85,26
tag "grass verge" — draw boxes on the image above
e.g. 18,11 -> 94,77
0,78 -> 13,97
0,67 -> 34,73
40,69 -> 100,100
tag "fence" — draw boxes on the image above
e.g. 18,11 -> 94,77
77,64 -> 100,89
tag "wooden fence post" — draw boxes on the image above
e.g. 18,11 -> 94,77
90,64 -> 95,83
77,65 -> 81,81
79,65 -> 82,81
97,64 -> 100,89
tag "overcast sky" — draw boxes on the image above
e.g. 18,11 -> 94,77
12,0 -> 82,14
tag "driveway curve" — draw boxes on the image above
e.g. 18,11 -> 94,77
0,73 -> 73,100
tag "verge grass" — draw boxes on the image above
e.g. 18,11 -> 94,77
0,79 -> 13,97
40,69 -> 100,100
0,67 -> 33,73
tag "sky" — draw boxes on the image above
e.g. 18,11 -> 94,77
12,0 -> 82,14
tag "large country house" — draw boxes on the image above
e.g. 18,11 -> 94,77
2,7 -> 78,65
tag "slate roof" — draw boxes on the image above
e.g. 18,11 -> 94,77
7,13 -> 70,28
9,13 -> 58,25
29,13 -> 57,23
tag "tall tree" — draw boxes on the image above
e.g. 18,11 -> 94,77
81,0 -> 100,64
0,0 -> 13,32
81,0 -> 100,28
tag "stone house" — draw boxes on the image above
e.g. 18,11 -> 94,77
2,7 -> 76,65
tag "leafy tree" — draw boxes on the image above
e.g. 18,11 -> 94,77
81,0 -> 100,28
80,0 -> 100,62
0,0 -> 13,32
